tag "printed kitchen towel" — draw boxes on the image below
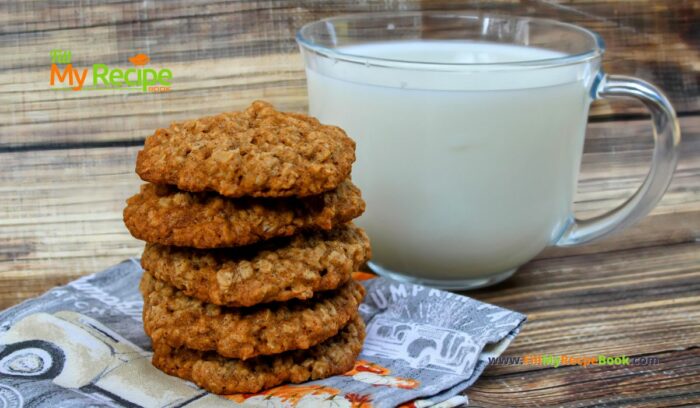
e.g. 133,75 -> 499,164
0,259 -> 525,408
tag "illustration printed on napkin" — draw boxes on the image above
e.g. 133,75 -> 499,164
0,260 -> 525,408
363,317 -> 478,375
0,311 -> 219,407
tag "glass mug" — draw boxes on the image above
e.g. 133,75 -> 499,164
297,12 -> 681,289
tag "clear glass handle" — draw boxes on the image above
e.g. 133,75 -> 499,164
556,74 -> 681,247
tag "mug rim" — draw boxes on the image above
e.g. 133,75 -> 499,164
296,11 -> 606,70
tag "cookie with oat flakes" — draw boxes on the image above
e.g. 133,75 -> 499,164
123,179 -> 364,248
141,224 -> 370,307
136,101 -> 356,198
150,316 -> 365,394
141,271 -> 364,360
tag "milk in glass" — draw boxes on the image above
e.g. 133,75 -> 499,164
306,41 -> 596,279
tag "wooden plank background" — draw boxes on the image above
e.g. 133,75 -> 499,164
1,0 -> 698,149
1,1 -> 699,406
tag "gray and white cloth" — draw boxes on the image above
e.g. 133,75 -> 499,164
0,259 -> 525,408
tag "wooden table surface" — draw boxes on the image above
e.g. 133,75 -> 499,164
2,1 -> 699,406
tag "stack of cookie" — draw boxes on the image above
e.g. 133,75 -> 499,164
123,101 -> 370,394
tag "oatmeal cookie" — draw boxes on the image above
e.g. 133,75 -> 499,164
123,179 -> 364,248
136,101 -> 355,198
141,224 -> 370,307
151,316 -> 365,394
141,272 -> 364,360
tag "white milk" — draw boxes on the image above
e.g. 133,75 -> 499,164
306,41 -> 596,279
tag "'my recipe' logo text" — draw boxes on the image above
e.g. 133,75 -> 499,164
49,49 -> 172,92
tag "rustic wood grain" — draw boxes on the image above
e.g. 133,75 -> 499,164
540,115 -> 700,258
1,1 -> 698,405
0,145 -> 142,305
467,241 -> 700,407
1,116 -> 698,304
469,348 -> 700,407
1,0 -> 697,148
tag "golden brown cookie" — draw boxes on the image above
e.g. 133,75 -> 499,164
151,316 -> 365,394
141,271 -> 364,360
136,101 -> 356,198
123,179 -> 364,248
141,224 -> 371,307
